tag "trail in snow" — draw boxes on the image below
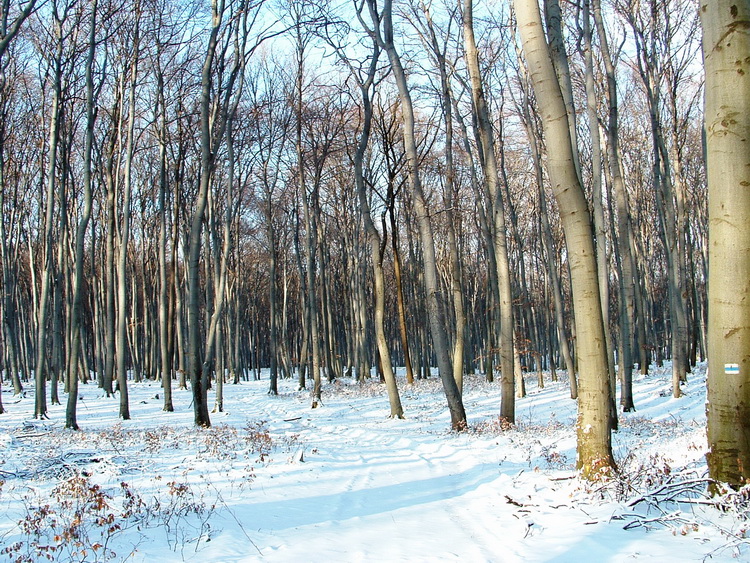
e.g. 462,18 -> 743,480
0,364 -> 744,562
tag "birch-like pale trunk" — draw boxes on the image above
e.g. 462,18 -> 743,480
515,0 -> 614,477
702,0 -> 750,489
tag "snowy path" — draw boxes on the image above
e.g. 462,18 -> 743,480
242,408 -> 510,561
0,366 -> 743,562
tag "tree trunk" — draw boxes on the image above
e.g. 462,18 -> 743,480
702,0 -> 750,489
580,5 -> 617,426
268,207 -> 279,394
206,106 -> 238,413
66,1 -> 98,429
187,0 -> 223,428
351,36 -> 403,418
34,17 -> 65,420
0,120 -> 21,397
590,0 -> 636,411
368,0 -> 466,429
156,50 -> 173,413
464,0 -> 515,418
116,14 -> 140,421
515,0 -> 614,477
514,59 -> 577,399
389,206 -> 413,385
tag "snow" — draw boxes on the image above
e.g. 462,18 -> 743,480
0,364 -> 747,562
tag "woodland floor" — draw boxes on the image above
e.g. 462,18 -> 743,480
0,362 -> 747,562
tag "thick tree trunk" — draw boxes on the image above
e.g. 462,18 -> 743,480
539,181 -> 577,396
580,7 -> 617,427
514,62 -> 577,399
702,0 -> 750,489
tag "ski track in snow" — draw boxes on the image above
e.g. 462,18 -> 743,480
0,364 -> 745,562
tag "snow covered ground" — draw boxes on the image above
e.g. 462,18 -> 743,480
0,363 -> 747,562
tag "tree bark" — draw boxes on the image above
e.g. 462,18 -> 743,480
115,9 -> 140,421
66,0 -> 98,430
365,0 -> 466,429
34,12 -> 65,420
579,4 -> 617,427
155,42 -> 173,413
187,0 -> 224,428
463,0 -> 515,418
702,0 -> 750,489
515,0 -> 614,477
590,0 -> 636,411
351,34 -> 403,418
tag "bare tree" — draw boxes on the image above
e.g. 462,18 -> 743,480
114,0 -> 141,420
343,7 -> 404,417
461,0 -> 515,418
0,0 -> 39,60
33,0 -> 74,419
66,0 -> 99,429
361,0 -> 466,429
589,0 -> 637,410
514,0 -> 614,477
187,0 -> 225,427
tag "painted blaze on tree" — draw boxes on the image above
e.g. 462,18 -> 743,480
701,0 -> 750,489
